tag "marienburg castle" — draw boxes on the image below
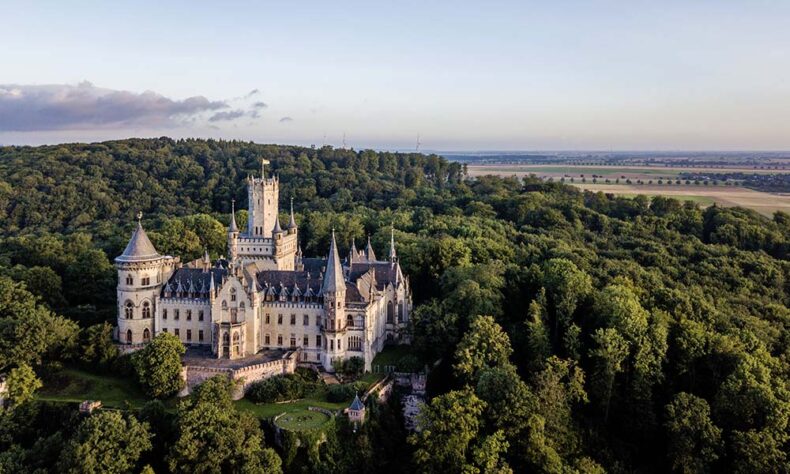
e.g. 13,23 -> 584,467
115,162 -> 411,372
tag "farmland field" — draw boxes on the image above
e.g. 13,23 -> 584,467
467,164 -> 790,180
569,183 -> 790,216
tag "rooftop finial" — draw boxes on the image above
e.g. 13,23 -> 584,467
229,199 -> 239,233
288,196 -> 297,230
136,211 -> 143,224
389,225 -> 397,263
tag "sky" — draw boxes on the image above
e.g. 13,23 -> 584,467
1,0 -> 790,151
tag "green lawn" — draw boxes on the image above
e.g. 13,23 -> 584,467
36,368 -> 151,409
235,393 -> 347,418
371,345 -> 414,372
273,409 -> 332,432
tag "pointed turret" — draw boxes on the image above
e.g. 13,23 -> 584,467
321,229 -> 346,294
287,197 -> 297,231
272,215 -> 283,235
229,199 -> 239,233
365,235 -> 377,262
348,239 -> 357,265
117,212 -> 161,263
389,226 -> 397,263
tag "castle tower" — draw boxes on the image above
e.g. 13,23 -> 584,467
247,159 -> 279,239
116,213 -> 173,345
321,230 -> 346,371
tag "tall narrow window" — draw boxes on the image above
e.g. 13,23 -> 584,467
174,309 -> 180,320
198,310 -> 204,321
187,329 -> 192,341
125,301 -> 134,319
186,310 -> 192,321
162,309 -> 168,320
142,302 -> 151,319
126,275 -> 133,285
346,314 -> 354,327
199,330 -> 204,342
126,329 -> 133,343
143,328 -> 151,342
303,335 -> 309,346
290,314 -> 296,325
303,314 -> 309,325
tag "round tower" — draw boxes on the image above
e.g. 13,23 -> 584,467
116,213 -> 168,345
321,229 -> 347,371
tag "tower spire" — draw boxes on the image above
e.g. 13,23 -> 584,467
321,228 -> 346,293
287,197 -> 297,230
389,226 -> 397,263
365,234 -> 377,262
229,199 -> 238,233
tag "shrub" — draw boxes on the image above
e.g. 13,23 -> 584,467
246,373 -> 308,403
326,382 -> 367,403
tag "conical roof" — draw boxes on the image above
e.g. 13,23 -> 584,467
321,230 -> 346,293
350,394 -> 364,411
287,198 -> 297,229
272,216 -> 283,234
229,200 -> 239,233
116,217 -> 160,263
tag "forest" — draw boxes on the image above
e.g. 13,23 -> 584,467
0,138 -> 789,473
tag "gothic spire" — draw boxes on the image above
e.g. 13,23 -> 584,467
389,226 -> 397,263
348,238 -> 357,265
365,235 -> 377,262
272,215 -> 283,234
229,199 -> 238,233
321,229 -> 346,294
287,197 -> 297,230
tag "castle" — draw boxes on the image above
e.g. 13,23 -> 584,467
115,161 -> 411,372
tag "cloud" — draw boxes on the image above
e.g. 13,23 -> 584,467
208,109 -> 247,122
0,82 -> 228,131
252,101 -> 268,109
245,89 -> 260,97
279,116 -> 293,123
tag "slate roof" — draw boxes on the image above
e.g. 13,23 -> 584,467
116,222 -> 161,263
349,262 -> 399,290
349,394 -> 365,411
162,267 -> 227,298
257,270 -> 323,296
321,232 -> 346,293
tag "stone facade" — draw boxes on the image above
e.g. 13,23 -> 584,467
116,163 -> 411,372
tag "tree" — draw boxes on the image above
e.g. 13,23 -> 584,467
524,291 -> 551,373
476,365 -> 537,437
80,322 -> 119,367
453,315 -> 513,383
542,258 -> 592,339
168,376 -> 282,474
664,393 -> 722,473
589,328 -> 629,422
410,388 -> 485,473
59,411 -> 152,474
132,332 -> 185,398
5,363 -> 42,408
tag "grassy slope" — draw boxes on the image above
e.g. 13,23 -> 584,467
36,367 -> 151,409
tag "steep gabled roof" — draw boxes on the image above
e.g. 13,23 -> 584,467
349,394 -> 365,411
116,220 -> 161,263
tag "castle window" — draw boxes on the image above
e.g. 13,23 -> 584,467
143,329 -> 151,342
316,335 -> 322,347
174,309 -> 180,320
277,334 -> 283,346
347,314 -> 354,327
125,301 -> 134,319
162,328 -> 168,333
126,275 -> 133,285
265,334 -> 270,345
277,314 -> 283,325
265,313 -> 270,324
398,303 -> 404,321
387,301 -> 394,324
240,302 -> 245,309
126,329 -> 132,343
290,314 -> 296,325
198,310 -> 204,321
222,300 -> 227,310
142,301 -> 151,319
162,309 -> 168,320
230,289 -> 236,302
186,310 -> 192,321
142,277 -> 150,286
349,336 -> 361,351
316,316 -> 320,327
330,340 -> 334,350
338,339 -> 341,350
186,330 -> 192,341
199,330 -> 204,342
290,335 -> 296,348
174,328 -> 180,338
303,314 -> 309,325
303,335 -> 309,346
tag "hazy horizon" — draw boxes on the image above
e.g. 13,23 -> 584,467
2,1 -> 790,150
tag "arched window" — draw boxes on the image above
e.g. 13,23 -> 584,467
233,332 -> 240,343
126,274 -> 133,285
230,288 -> 237,302
223,332 -> 230,344
398,302 -> 404,321
126,329 -> 133,343
240,302 -> 245,309
347,314 -> 354,327
222,300 -> 228,309
386,301 -> 394,324
125,301 -> 134,319
143,328 -> 150,342
142,301 -> 151,319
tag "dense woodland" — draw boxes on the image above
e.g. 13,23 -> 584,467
0,138 -> 789,473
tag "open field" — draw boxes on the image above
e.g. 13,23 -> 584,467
569,183 -> 790,216
274,409 -> 332,432
467,164 -> 790,180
